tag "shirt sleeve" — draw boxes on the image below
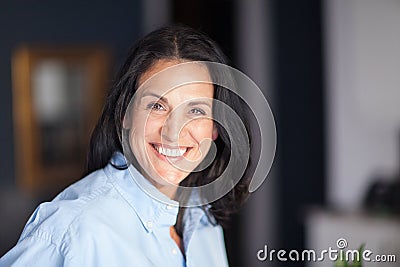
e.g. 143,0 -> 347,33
0,235 -> 64,267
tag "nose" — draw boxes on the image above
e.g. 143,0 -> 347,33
161,111 -> 187,143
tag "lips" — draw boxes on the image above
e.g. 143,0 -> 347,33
150,143 -> 191,159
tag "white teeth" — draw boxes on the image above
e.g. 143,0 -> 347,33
153,145 -> 187,157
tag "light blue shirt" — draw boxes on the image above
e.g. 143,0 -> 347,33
0,153 -> 229,267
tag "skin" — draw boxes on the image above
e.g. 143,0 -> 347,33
124,59 -> 218,199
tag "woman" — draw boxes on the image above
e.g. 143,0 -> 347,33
0,25 -> 255,267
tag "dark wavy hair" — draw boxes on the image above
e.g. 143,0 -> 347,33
87,25 -> 257,237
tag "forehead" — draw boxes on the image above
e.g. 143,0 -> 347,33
139,59 -> 211,84
138,60 -> 214,100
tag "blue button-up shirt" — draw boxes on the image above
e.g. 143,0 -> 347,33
0,153 -> 229,266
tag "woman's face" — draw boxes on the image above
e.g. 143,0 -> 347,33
124,60 -> 217,193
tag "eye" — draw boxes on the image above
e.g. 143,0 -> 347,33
146,102 -> 166,111
189,108 -> 206,116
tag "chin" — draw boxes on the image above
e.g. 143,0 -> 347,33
155,169 -> 189,186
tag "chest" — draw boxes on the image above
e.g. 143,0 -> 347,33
67,219 -> 229,267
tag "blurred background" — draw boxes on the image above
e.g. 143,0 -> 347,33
1,0 -> 400,266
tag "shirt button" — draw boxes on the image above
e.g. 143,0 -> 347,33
166,204 -> 174,210
146,221 -> 153,229
172,248 -> 178,255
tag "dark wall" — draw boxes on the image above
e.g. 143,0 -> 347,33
0,0 -> 142,186
172,0 -> 235,62
0,0 -> 142,255
273,0 -> 325,265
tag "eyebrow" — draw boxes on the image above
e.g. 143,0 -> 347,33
141,92 -> 168,103
187,100 -> 212,108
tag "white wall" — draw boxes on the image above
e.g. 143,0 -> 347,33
325,0 -> 400,210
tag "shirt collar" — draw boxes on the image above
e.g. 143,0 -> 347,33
106,152 -> 179,232
105,152 -> 210,233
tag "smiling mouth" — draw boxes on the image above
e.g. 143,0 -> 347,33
150,143 -> 191,158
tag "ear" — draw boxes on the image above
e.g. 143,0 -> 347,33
212,125 -> 218,140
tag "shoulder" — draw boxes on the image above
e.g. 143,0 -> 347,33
18,168 -> 122,247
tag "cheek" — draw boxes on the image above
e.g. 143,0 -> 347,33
142,116 -> 163,139
187,119 -> 214,141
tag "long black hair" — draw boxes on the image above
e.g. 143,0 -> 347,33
87,25 -> 257,236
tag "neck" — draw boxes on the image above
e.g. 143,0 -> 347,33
155,184 -> 178,200
134,162 -> 179,200
144,174 -> 178,200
